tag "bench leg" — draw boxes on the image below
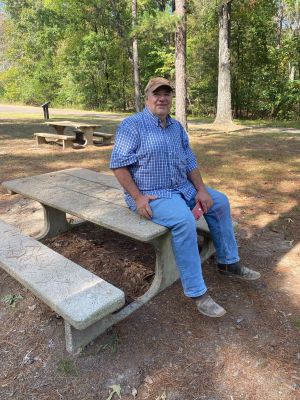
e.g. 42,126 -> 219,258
82,128 -> 94,146
62,139 -> 73,150
198,232 -> 216,263
64,231 -> 216,354
64,231 -> 178,354
35,205 -> 70,240
36,136 -> 47,145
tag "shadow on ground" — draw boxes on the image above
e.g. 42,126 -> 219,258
0,117 -> 300,399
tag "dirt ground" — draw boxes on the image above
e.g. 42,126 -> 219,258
0,109 -> 300,400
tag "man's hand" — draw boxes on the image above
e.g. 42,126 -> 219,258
195,187 -> 213,213
112,168 -> 157,219
135,194 -> 157,219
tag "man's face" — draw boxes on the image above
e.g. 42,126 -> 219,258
145,87 -> 173,119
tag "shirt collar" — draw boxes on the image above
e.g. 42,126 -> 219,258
143,107 -> 173,127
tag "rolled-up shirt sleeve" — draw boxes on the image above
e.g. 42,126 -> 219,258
110,120 -> 139,169
181,126 -> 198,173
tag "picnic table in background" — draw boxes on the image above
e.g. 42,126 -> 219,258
45,120 -> 101,146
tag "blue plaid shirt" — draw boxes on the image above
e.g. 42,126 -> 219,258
110,107 -> 198,209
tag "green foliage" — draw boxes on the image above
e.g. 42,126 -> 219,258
57,358 -> 79,376
96,329 -> 119,355
0,0 -> 299,119
187,1 -> 219,115
293,319 -> 300,329
133,10 -> 178,39
2,293 -> 24,308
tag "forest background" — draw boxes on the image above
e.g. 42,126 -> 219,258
0,0 -> 299,121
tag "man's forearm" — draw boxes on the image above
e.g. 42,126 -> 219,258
112,167 -> 142,200
188,168 -> 206,191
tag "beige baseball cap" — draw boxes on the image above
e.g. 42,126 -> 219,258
144,77 -> 173,94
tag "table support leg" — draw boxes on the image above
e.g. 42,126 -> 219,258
64,231 -> 216,354
82,128 -> 94,146
198,232 -> 216,262
35,204 -> 70,240
64,231 -> 179,353
53,126 -> 66,135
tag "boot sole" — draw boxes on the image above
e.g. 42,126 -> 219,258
218,270 -> 261,281
197,307 -> 227,318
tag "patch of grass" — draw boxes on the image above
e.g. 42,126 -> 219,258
97,330 -> 119,355
1,113 -> 45,120
57,358 -> 79,376
293,320 -> 300,329
187,116 -> 214,123
236,119 -> 300,129
186,116 -> 299,129
2,294 -> 24,308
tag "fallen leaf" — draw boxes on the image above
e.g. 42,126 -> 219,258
285,240 -> 294,246
155,391 -> 167,400
106,384 -> 122,400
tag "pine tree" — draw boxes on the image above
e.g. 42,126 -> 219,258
213,0 -> 235,128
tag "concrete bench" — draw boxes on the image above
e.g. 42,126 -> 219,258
34,132 -> 75,150
2,168 -> 222,353
0,219 -> 125,354
93,132 -> 113,145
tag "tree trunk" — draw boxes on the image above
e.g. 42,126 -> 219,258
175,0 -> 187,130
213,0 -> 233,126
132,0 -> 141,112
289,63 -> 295,81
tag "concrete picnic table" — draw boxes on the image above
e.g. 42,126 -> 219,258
2,168 -> 216,352
45,120 -> 101,146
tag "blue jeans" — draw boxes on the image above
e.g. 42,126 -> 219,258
132,187 -> 239,297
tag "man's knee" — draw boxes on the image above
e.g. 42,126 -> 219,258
174,208 -> 196,232
209,189 -> 231,211
217,192 -> 230,210
151,196 -> 196,229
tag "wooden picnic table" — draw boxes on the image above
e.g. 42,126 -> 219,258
45,120 -> 101,146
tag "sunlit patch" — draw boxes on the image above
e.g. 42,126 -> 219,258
277,242 -> 300,271
274,243 -> 300,303
276,181 -> 298,193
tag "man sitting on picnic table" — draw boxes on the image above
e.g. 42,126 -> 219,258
110,77 -> 260,318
